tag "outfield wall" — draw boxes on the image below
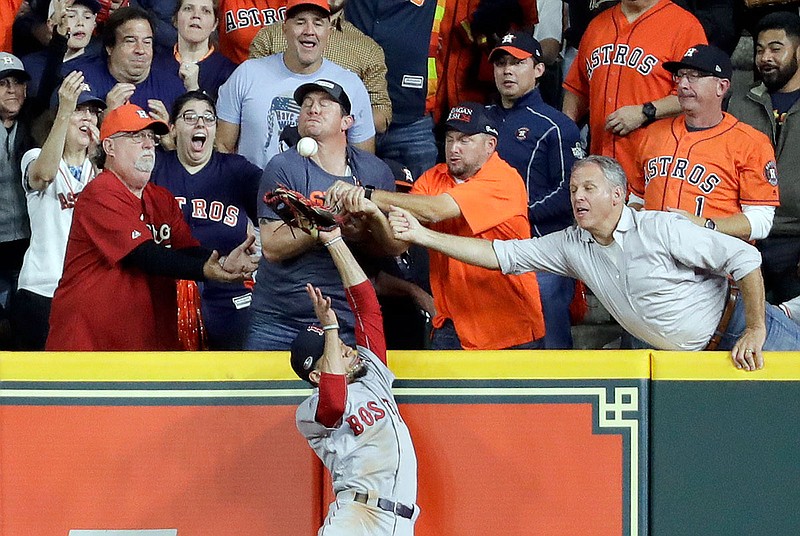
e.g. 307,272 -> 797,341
0,351 -> 797,536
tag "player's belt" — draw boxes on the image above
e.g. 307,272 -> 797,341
705,282 -> 740,351
353,491 -> 416,519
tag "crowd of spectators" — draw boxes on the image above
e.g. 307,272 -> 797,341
2,0 -> 800,363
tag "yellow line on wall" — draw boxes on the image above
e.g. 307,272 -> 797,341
0,350 -> 652,382
651,352 -> 800,381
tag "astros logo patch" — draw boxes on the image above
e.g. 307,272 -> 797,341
685,47 -> 697,57
764,160 -> 779,186
515,127 -> 529,140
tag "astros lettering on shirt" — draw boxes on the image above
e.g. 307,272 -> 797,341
635,114 -> 780,218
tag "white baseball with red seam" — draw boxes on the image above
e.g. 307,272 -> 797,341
297,137 -> 318,158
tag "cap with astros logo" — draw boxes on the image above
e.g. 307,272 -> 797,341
489,32 -> 543,63
0,52 -> 30,82
445,102 -> 499,137
290,325 -> 327,383
663,44 -> 732,80
100,103 -> 169,140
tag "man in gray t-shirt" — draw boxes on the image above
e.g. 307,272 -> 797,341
245,80 -> 397,350
216,0 -> 375,169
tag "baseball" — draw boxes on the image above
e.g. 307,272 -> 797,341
297,137 -> 318,158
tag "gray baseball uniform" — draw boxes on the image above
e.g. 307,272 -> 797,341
296,282 -> 418,535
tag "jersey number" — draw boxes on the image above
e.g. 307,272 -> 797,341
695,196 -> 705,217
345,401 -> 387,436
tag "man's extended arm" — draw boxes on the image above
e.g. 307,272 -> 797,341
388,206 -> 500,269
328,180 -> 461,224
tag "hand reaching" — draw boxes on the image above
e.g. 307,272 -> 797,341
306,282 -> 338,327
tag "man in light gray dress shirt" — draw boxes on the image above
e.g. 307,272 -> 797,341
387,155 -> 800,371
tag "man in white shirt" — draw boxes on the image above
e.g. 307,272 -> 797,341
388,155 -> 800,370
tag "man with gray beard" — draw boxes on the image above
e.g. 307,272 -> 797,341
47,104 -> 257,351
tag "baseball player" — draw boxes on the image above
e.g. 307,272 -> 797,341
632,45 -> 780,241
291,224 -> 419,536
562,0 -> 707,192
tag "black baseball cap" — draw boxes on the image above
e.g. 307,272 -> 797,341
290,326 -> 326,383
294,79 -> 352,115
663,44 -> 732,80
445,102 -> 498,137
489,32 -> 543,62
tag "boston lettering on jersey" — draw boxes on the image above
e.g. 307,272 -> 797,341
175,196 -> 241,228
585,44 -> 658,80
644,156 -> 721,194
224,8 -> 285,32
345,398 -> 399,436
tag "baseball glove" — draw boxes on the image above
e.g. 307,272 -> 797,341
263,186 -> 339,235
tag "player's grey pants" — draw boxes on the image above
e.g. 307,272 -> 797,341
319,490 -> 418,536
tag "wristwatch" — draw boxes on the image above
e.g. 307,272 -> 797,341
704,218 -> 717,231
642,102 -> 657,126
363,185 -> 375,200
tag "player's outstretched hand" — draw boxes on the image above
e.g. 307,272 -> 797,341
388,206 -> 426,244
605,104 -> 647,136
731,326 -> 766,371
306,282 -> 338,327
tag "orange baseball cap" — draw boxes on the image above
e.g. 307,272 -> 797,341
285,0 -> 330,17
100,103 -> 169,140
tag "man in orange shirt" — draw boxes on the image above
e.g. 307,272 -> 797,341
327,102 -> 544,350
631,45 -> 780,242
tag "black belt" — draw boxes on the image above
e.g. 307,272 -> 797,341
705,282 -> 740,351
353,492 -> 415,519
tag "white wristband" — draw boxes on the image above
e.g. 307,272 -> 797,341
323,236 -> 343,248
322,324 -> 340,331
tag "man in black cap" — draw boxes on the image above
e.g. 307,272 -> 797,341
326,102 -> 546,350
245,79 -> 398,351
487,31 -> 584,349
291,223 -> 419,536
629,44 -> 780,244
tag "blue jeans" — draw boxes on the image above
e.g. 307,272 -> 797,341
376,115 -> 438,180
536,271 -> 575,349
431,318 -> 543,350
244,310 -> 356,351
719,298 -> 800,351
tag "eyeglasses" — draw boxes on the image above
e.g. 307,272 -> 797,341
111,131 -> 156,144
180,111 -> 217,125
672,71 -> 715,84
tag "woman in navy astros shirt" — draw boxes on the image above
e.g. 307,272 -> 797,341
153,90 -> 261,349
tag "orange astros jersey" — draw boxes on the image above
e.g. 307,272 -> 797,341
219,0 -> 288,64
563,0 -> 706,193
636,113 -> 780,218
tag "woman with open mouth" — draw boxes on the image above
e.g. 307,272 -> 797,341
170,0 -> 236,100
13,70 -> 105,349
151,90 -> 262,350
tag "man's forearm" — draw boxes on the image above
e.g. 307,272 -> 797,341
414,226 -> 500,270
371,190 -> 460,224
713,213 -> 753,241
737,268 -> 767,332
